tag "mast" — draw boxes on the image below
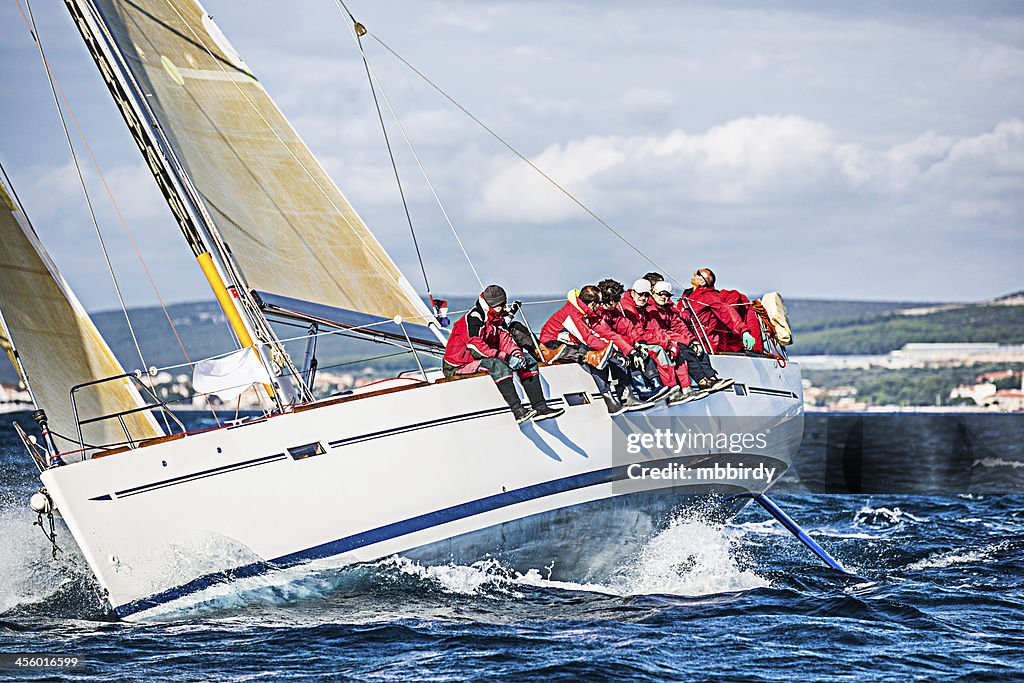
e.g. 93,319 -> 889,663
62,0 -> 304,401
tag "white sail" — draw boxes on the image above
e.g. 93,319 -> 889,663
0,174 -> 163,451
88,0 -> 433,323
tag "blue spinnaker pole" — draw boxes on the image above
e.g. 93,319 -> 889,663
753,493 -> 848,573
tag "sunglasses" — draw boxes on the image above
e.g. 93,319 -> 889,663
635,291 -> 650,298
654,291 -> 671,297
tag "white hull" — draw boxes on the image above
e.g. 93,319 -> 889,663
41,356 -> 803,618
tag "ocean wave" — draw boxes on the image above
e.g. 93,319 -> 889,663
905,542 -> 1010,570
853,504 -> 929,530
972,457 -> 1024,470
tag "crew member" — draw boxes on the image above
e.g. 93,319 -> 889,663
597,278 -> 671,406
540,286 -> 651,414
443,285 -> 564,423
717,288 -> 765,353
649,280 -> 733,397
614,279 -> 688,399
682,268 -> 757,353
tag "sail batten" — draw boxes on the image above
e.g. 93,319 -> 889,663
0,173 -> 164,451
86,0 -> 433,323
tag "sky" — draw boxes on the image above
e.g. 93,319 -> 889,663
1,0 -> 1022,312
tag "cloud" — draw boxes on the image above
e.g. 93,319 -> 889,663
425,5 -> 510,32
5,0 -> 1022,302
472,116 -> 1024,226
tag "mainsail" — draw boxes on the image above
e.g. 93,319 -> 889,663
84,0 -> 433,323
0,174 -> 163,451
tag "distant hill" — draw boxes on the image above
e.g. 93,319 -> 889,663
782,298 -> 944,331
1,293 -> 1021,385
792,299 -> 1024,354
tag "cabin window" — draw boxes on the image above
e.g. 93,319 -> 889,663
287,442 -> 326,460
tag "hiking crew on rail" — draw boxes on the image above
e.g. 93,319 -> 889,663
443,271 -> 765,421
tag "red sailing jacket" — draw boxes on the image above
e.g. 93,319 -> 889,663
595,306 -> 633,354
646,298 -> 696,347
615,291 -> 671,348
680,286 -> 748,352
443,296 -> 521,366
540,291 -> 615,350
718,289 -> 764,352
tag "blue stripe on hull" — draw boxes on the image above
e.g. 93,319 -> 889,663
114,455 -> 782,618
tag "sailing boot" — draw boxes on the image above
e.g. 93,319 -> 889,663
663,386 -> 684,403
522,374 -> 565,422
667,386 -> 708,405
632,369 -> 672,402
584,344 -> 614,371
698,376 -> 735,393
602,392 -> 626,416
621,392 -> 657,412
497,379 -> 535,423
712,377 -> 735,392
647,385 -> 674,402
539,343 -> 570,364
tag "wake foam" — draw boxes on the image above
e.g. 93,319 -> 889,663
0,504 -> 100,618
370,514 -> 768,600
606,516 -> 768,596
134,513 -> 770,619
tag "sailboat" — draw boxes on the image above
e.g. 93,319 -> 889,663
4,0 -> 806,619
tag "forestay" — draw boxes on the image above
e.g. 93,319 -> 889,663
0,175 -> 164,450
85,0 -> 433,324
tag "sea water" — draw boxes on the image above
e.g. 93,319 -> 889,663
1,414 -> 1022,681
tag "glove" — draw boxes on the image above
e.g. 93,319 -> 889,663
629,349 -> 646,371
508,300 -> 522,317
507,353 -> 527,371
689,340 -> 704,359
742,331 -> 755,351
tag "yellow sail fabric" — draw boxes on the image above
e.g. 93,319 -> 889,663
0,176 -> 163,451
91,0 -> 433,323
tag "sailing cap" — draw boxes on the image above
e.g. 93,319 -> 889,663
482,284 -> 507,307
632,279 -> 652,293
653,281 -> 672,294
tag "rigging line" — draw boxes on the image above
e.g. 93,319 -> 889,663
354,31 -> 432,296
0,163 -> 31,225
145,314 -> 408,374
360,54 -> 485,290
50,73 -> 193,369
102,3 -> 291,358
85,4 -> 325,406
334,0 -> 485,289
334,0 -> 358,25
367,32 -> 686,289
160,2 -> 421,314
20,1 -> 218,428
22,0 -> 151,377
